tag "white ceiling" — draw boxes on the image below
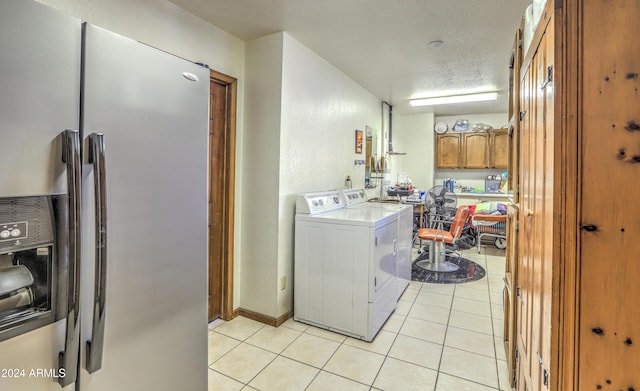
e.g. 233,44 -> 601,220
168,0 -> 530,116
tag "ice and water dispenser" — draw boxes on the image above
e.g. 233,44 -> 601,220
0,196 -> 66,341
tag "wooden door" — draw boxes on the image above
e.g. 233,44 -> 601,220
508,120 -> 519,201
508,25 -> 522,201
517,15 -> 555,390
517,53 -> 535,391
538,19 -> 555,391
208,70 -> 237,322
577,1 -> 640,389
435,133 -> 462,168
490,128 -> 509,168
504,203 -> 519,387
462,132 -> 489,168
529,26 -> 549,390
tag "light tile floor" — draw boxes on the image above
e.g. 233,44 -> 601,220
208,246 -> 510,391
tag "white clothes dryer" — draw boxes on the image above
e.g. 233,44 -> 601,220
341,189 -> 414,299
294,191 -> 398,341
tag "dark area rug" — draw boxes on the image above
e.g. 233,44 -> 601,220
411,251 -> 486,284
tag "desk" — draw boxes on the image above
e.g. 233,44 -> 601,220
408,203 -> 427,229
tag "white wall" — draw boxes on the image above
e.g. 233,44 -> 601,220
390,112 -> 435,192
240,32 -> 381,318
278,33 -> 380,316
36,0 -> 244,79
388,112 -> 509,194
240,33 -> 284,317
434,113 -> 509,134
35,0 -> 247,308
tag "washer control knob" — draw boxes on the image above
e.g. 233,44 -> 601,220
10,229 -> 21,237
0,230 -> 9,239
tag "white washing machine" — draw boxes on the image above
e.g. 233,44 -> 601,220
341,189 -> 413,299
294,191 -> 398,341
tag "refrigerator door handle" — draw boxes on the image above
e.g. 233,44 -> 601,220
59,129 -> 81,387
86,133 -> 107,373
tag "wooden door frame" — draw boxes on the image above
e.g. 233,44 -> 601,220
209,69 -> 237,321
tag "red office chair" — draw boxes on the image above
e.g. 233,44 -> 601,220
416,206 -> 470,272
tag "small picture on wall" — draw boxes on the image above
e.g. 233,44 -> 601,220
355,129 -> 363,154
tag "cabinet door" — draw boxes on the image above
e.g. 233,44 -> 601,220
516,45 -> 534,391
462,132 -> 489,168
517,17 -> 555,391
490,128 -> 509,168
504,203 -> 519,388
508,25 -> 523,201
435,133 -> 462,168
508,120 -> 520,201
508,26 -> 523,120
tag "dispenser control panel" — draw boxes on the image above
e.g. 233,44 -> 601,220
0,221 -> 28,242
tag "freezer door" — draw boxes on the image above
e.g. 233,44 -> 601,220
0,0 -> 80,197
0,1 -> 80,391
79,24 -> 209,391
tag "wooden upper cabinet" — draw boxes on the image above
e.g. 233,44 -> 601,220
435,133 -> 462,168
462,132 -> 489,168
490,128 -> 509,169
435,129 -> 508,169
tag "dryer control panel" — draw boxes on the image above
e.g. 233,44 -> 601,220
340,189 -> 368,207
296,191 -> 344,215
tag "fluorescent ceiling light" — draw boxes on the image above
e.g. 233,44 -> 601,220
409,92 -> 498,107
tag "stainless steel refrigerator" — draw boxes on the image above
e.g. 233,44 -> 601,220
0,1 -> 209,390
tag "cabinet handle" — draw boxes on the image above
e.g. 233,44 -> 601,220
540,65 -> 553,89
526,209 -> 534,217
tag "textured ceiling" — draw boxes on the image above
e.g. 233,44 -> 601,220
168,0 -> 530,116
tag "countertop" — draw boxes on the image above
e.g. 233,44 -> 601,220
454,192 -> 510,199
